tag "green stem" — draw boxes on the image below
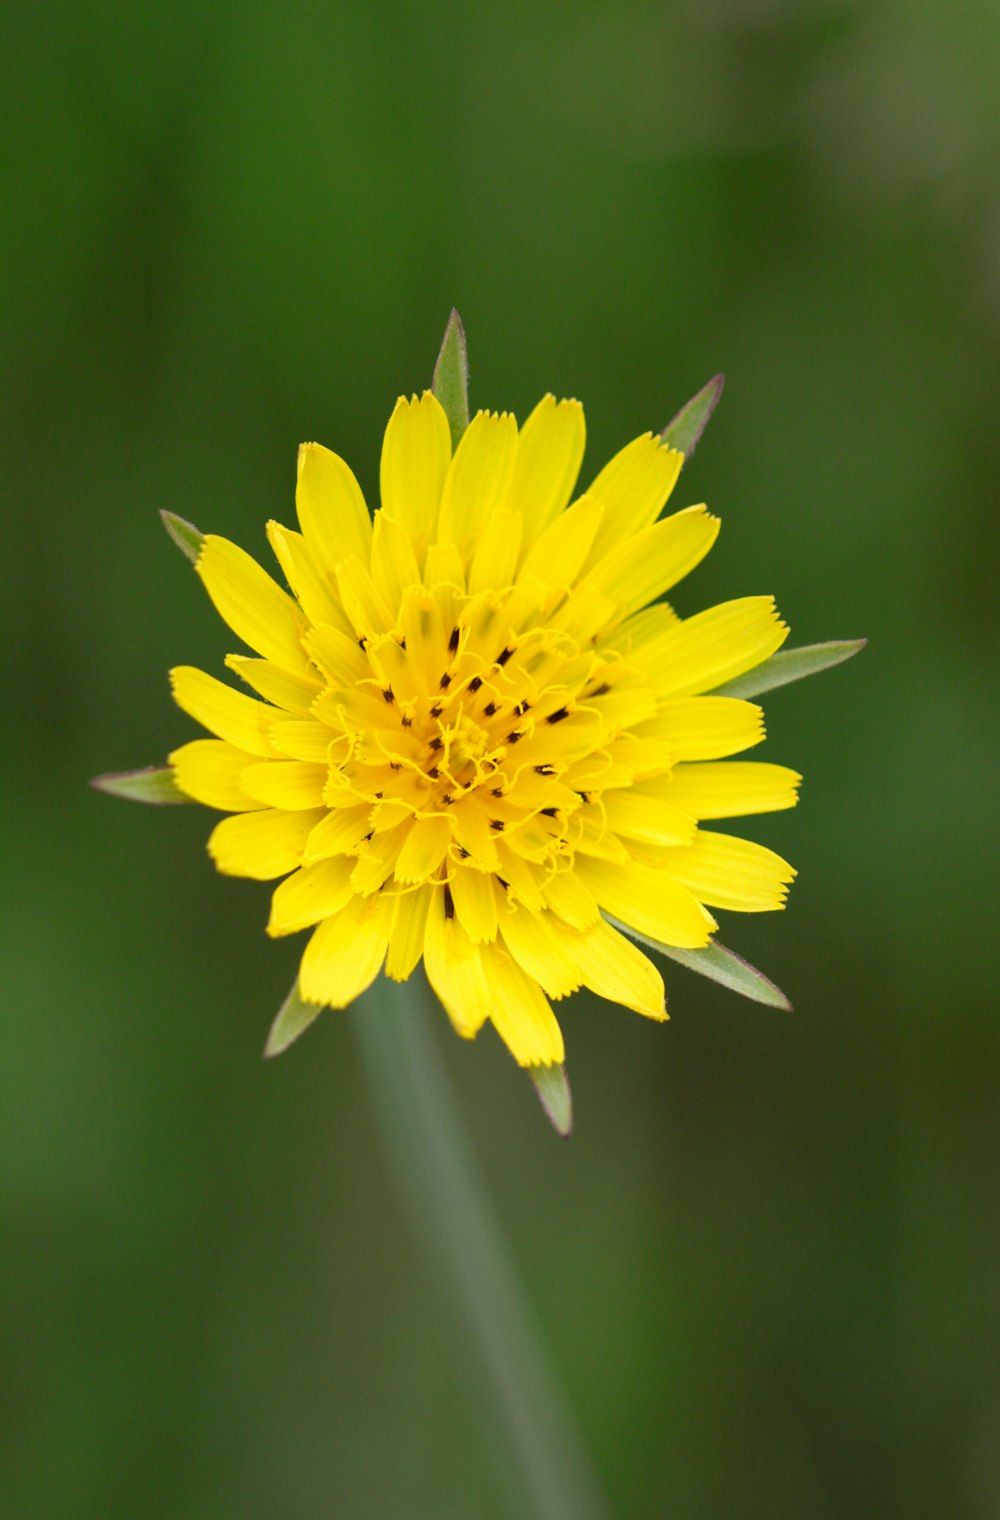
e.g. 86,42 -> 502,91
353,971 -> 612,1520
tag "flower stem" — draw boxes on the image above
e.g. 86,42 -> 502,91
353,971 -> 613,1520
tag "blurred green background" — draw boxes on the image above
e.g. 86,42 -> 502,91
3,1 -> 998,1515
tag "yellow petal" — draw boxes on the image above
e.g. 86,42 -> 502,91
267,857 -> 356,936
335,554 -> 397,643
169,739 -> 261,812
600,786 -> 697,847
583,432 -> 683,566
424,541 -> 466,590
448,867 -> 499,944
423,887 -> 494,1038
379,392 -> 452,546
582,674 -> 657,732
241,760 -> 328,810
517,495 -> 604,597
663,830 -> 796,912
636,697 -> 764,761
266,520 -> 351,633
385,885 -> 433,981
599,600 -> 679,657
633,596 -> 788,698
269,718 -> 340,763
396,586 -> 448,696
496,902 -> 580,999
540,869 -> 601,930
226,655 -> 323,714
577,857 -> 716,948
666,761 -> 801,819
304,804 -> 374,863
480,943 -> 565,1067
298,893 -> 392,1007
296,442 -> 372,575
170,666 -> 278,757
350,820 -> 410,895
196,535 -> 309,670
506,394 -> 586,542
207,807 -> 326,879
551,917 -> 666,1019
370,511 -> 422,612
303,622 -> 369,687
581,505 -> 720,624
436,410 -> 519,556
469,510 -> 522,595
394,814 -> 453,884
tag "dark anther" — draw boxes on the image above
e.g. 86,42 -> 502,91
362,830 -> 374,844
468,675 -> 483,692
390,761 -> 402,771
540,807 -> 559,818
429,702 -> 444,718
382,687 -> 395,704
489,819 -> 506,832
441,793 -> 454,805
514,700 -> 531,717
439,671 -> 453,690
429,736 -> 444,751
401,714 -> 413,728
374,791 -> 383,799
534,764 -> 556,775
443,884 -> 455,920
546,705 -> 570,724
448,626 -> 460,654
457,846 -> 470,859
506,730 -> 523,744
483,701 -> 498,716
428,766 -> 441,780
497,646 -> 514,666
590,682 -> 611,698
491,786 -> 504,798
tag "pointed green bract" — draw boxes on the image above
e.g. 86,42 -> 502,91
713,639 -> 867,700
528,1063 -> 573,1136
264,981 -> 326,1057
661,374 -> 724,459
90,766 -> 191,805
160,510 -> 205,564
432,308 -> 470,449
603,914 -> 792,1010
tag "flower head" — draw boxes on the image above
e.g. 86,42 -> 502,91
160,378 -> 801,1073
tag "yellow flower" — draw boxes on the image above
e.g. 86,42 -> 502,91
163,386 -> 799,1071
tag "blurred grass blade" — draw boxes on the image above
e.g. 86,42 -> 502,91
432,308 -> 470,448
713,639 -> 867,699
354,972 -> 612,1520
528,1064 -> 573,1137
603,914 -> 792,1010
91,767 -> 191,805
264,981 -> 324,1057
661,373 -> 724,458
160,510 -> 205,563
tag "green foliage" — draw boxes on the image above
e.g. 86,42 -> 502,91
604,916 -> 792,1010
265,982 -> 326,1057
528,1064 -> 573,1136
661,374 -> 724,458
90,768 -> 190,804
714,640 -> 866,700
432,310 -> 470,448
160,511 -> 205,564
